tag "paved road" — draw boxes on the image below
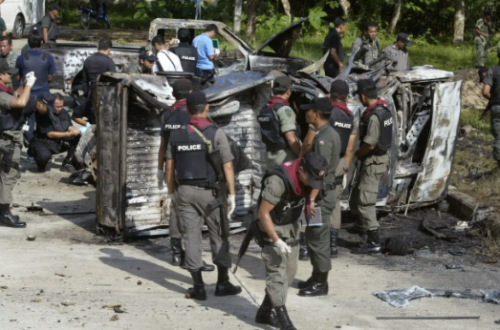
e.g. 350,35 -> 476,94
1,155 -> 499,330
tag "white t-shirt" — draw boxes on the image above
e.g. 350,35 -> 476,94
153,50 -> 183,74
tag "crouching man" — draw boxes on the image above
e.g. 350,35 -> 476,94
29,93 -> 81,173
255,152 -> 328,330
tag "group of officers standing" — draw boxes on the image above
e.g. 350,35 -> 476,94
156,71 -> 393,330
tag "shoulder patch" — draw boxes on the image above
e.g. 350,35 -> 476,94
285,109 -> 294,118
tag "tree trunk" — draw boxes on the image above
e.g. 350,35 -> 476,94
338,0 -> 352,19
245,0 -> 263,42
453,0 -> 465,44
281,0 -> 292,21
389,0 -> 402,34
234,0 -> 243,34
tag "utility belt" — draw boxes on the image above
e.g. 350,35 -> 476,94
0,138 -> 18,173
178,180 -> 218,190
324,182 -> 336,191
371,148 -> 388,156
0,133 -> 14,141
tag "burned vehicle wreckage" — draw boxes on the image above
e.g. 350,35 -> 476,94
73,18 -> 462,236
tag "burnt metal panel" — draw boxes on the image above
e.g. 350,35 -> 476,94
248,55 -> 312,76
409,80 -> 463,203
253,17 -> 308,57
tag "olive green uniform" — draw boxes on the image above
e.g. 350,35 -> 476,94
383,45 -> 410,71
265,105 -> 297,169
259,175 -> 301,307
166,129 -> 233,270
125,62 -> 151,74
0,93 -> 22,205
483,68 -> 500,162
2,51 -> 20,89
475,18 -> 494,68
41,15 -> 59,44
330,117 -> 358,229
352,35 -> 382,70
306,123 -> 340,272
349,116 -> 389,231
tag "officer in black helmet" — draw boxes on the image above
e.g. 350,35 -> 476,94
349,79 -> 393,254
166,91 -> 239,301
170,28 -> 199,75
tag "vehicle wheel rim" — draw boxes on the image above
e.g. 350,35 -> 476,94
16,20 -> 23,36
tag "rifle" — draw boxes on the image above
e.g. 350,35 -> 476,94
0,141 -> 16,173
233,220 -> 264,274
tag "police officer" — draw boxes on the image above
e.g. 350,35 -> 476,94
0,62 -> 36,228
255,152 -> 328,330
295,98 -> 340,297
158,79 -> 213,272
29,93 -> 81,173
125,49 -> 155,74
166,91 -> 239,300
82,38 -> 116,98
383,33 -> 412,72
352,22 -> 382,70
475,10 -> 495,68
349,79 -> 393,254
170,28 -> 198,74
0,36 -> 19,88
41,4 -> 61,45
482,65 -> 500,169
258,76 -> 301,170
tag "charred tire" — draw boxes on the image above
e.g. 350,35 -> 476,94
12,15 -> 25,39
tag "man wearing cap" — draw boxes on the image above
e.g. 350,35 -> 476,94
350,79 -> 393,254
41,4 -> 61,45
171,28 -> 199,74
166,91 -> 240,301
258,76 -> 301,170
158,79 -> 215,271
193,24 -> 219,84
475,10 -> 495,68
29,93 -> 81,173
352,22 -> 382,70
255,152 -> 328,330
125,50 -> 155,74
152,35 -> 183,74
383,33 -> 412,72
0,61 -> 36,228
322,17 -> 347,78
295,97 -> 340,297
482,65 -> 500,169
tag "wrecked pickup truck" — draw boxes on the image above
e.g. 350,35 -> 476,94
49,18 -> 311,96
80,19 -> 462,236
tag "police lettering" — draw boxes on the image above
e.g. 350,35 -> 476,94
181,56 -> 196,61
165,124 -> 182,130
178,144 -> 202,151
334,121 -> 352,129
258,116 -> 270,122
384,118 -> 393,127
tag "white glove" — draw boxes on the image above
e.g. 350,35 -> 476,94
342,174 -> 347,190
214,48 -> 220,57
275,239 -> 292,255
165,193 -> 175,216
157,170 -> 165,189
227,194 -> 236,218
85,122 -> 91,128
25,72 -> 37,88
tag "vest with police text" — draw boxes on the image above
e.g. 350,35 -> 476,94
170,124 -> 218,186
258,103 -> 288,152
360,105 -> 393,155
172,45 -> 198,74
161,104 -> 190,144
259,165 -> 306,226
329,106 -> 354,155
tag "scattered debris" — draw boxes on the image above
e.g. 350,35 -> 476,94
31,298 -> 42,303
26,204 -> 44,213
448,247 -> 467,256
374,287 -> 500,307
137,280 -> 142,286
0,285 -> 7,290
124,277 -> 131,280
55,273 -> 66,277
485,260 -> 498,264
110,315 -> 119,321
495,319 -> 500,325
102,304 -> 122,310
460,125 -> 477,137
27,236 -> 36,241
61,301 -> 76,307
445,264 -> 463,270
454,221 -> 471,231
377,316 -> 480,320
113,306 -> 126,314
422,217 -> 458,242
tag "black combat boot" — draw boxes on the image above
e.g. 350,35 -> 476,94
0,204 -> 25,228
255,293 -> 279,327
170,238 -> 183,266
351,230 -> 382,254
214,266 -> 242,296
330,229 -> 339,258
185,270 -> 206,301
299,232 -> 309,261
298,271 -> 329,297
180,258 -> 215,272
274,305 -> 297,330
297,271 -> 317,290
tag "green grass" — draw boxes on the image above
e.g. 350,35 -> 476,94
460,110 -> 492,136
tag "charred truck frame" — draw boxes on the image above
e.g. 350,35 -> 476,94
71,19 -> 462,236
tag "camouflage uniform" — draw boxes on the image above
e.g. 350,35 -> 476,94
352,35 -> 382,70
475,18 -> 494,68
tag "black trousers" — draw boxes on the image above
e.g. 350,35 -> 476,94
195,68 -> 215,84
29,136 -> 80,170
324,63 -> 340,78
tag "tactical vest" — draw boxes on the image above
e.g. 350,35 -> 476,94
170,124 -> 218,186
258,103 -> 288,152
259,166 -> 306,226
161,104 -> 190,143
22,52 -> 49,90
329,106 -> 354,155
360,105 -> 393,155
490,66 -> 500,107
0,90 -> 28,133
48,109 -> 72,133
172,45 -> 198,74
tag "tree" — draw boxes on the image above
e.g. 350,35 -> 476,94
234,0 -> 243,34
389,0 -> 402,34
281,0 -> 292,20
338,0 -> 352,19
453,0 -> 466,44
245,0 -> 263,41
